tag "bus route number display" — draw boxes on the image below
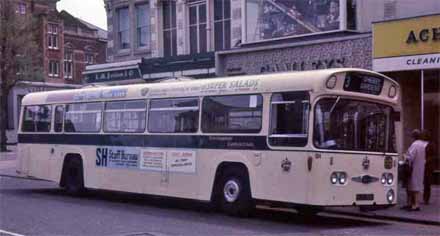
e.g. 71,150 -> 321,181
343,73 -> 384,95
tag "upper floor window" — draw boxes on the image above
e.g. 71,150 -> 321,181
48,24 -> 59,49
214,0 -> 231,50
85,54 -> 94,65
245,0 -> 356,43
17,2 -> 26,15
64,52 -> 73,80
117,7 -> 130,49
49,60 -> 60,78
189,1 -> 207,54
163,0 -> 177,57
136,3 -> 150,49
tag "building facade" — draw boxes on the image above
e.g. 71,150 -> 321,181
372,14 -> 440,157
88,0 -> 439,157
7,0 -> 107,143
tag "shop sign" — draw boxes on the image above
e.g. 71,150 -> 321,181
85,68 -> 140,83
373,14 -> 440,72
260,57 -> 346,73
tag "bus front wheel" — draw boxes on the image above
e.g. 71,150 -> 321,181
62,156 -> 85,196
218,168 -> 254,216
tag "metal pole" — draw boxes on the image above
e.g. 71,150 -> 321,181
421,70 -> 424,130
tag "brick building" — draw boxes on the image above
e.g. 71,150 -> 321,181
7,0 -> 107,143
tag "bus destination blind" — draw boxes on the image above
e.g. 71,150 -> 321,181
343,73 -> 384,95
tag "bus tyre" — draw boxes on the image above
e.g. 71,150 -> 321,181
63,158 -> 85,196
219,168 -> 254,217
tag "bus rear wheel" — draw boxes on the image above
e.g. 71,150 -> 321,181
62,157 -> 85,196
218,168 -> 254,216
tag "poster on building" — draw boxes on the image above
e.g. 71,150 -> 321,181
246,0 -> 356,43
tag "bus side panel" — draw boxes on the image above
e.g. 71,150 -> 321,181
25,144 -> 51,180
251,151 -> 309,204
16,143 -> 29,176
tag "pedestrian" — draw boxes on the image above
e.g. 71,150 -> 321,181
422,129 -> 436,205
405,129 -> 428,211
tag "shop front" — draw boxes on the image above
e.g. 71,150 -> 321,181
217,33 -> 372,77
373,14 -> 440,157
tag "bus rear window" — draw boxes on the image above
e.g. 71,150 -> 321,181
65,102 -> 103,133
21,105 -> 52,132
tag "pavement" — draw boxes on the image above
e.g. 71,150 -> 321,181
1,146 -> 439,227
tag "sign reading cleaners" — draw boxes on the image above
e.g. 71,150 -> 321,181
373,14 -> 440,72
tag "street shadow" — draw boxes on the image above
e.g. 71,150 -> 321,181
4,185 -> 390,231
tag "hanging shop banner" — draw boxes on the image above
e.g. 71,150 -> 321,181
373,14 -> 440,72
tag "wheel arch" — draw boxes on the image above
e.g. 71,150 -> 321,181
210,161 -> 252,202
60,153 -> 84,187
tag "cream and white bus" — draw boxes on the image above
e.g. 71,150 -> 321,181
16,68 -> 401,216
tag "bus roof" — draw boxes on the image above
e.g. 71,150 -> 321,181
21,68 -> 399,106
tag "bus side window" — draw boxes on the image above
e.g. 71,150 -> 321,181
148,97 -> 199,133
104,100 -> 146,133
269,91 -> 310,147
54,105 -> 64,133
64,102 -> 103,133
202,94 -> 263,133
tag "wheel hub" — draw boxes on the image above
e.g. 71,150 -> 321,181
224,180 -> 240,203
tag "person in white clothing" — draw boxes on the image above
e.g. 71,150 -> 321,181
405,129 -> 428,211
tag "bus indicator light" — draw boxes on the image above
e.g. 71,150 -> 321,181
388,85 -> 397,98
326,76 -> 337,89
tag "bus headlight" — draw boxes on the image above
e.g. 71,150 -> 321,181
381,173 -> 394,185
339,172 -> 347,185
387,189 -> 395,203
387,173 -> 394,185
330,173 -> 338,184
330,172 -> 347,185
381,174 -> 387,184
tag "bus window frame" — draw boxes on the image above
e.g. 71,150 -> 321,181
311,95 -> 399,155
103,99 -> 148,134
147,96 -> 200,134
267,91 -> 311,149
53,104 -> 65,133
201,93 -> 264,134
